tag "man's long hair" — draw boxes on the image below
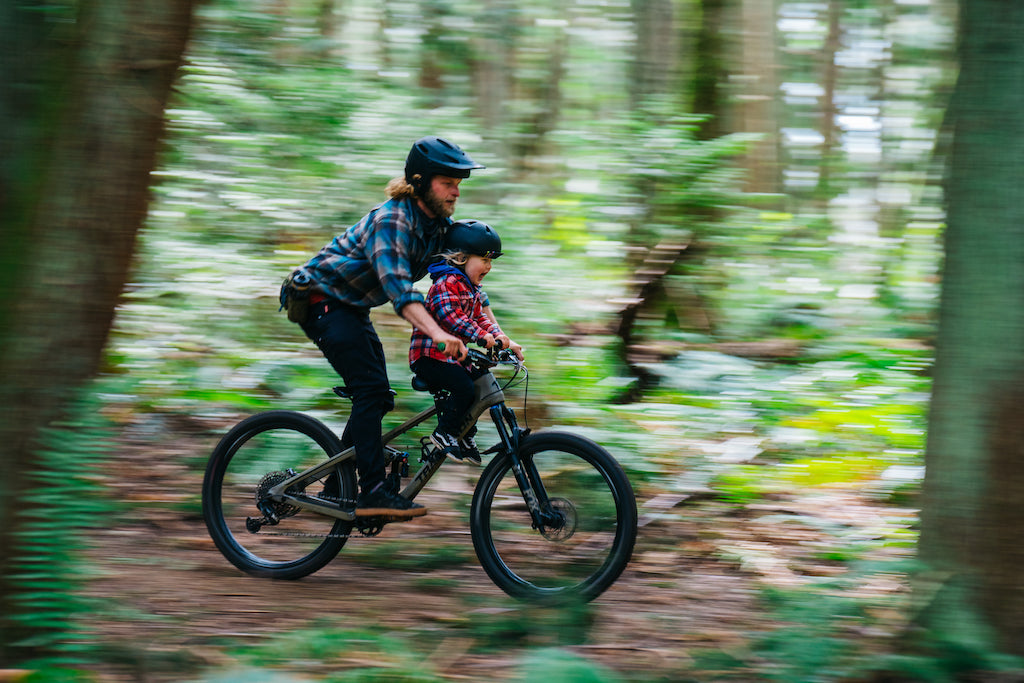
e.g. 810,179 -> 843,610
386,176 -> 417,199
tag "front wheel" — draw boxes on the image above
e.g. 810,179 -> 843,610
470,431 -> 638,603
202,410 -> 356,580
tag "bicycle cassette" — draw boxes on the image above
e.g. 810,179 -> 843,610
254,469 -> 302,522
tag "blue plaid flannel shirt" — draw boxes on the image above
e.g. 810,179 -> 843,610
299,196 -> 450,314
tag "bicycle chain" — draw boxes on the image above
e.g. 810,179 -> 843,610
252,494 -> 390,538
250,448 -> 429,539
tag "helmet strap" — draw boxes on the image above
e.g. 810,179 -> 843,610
410,173 -> 429,195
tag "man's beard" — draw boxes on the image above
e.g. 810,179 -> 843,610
421,187 -> 455,218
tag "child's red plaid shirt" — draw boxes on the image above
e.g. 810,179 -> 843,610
409,263 -> 502,366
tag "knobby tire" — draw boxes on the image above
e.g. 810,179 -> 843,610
202,410 -> 356,580
470,431 -> 638,603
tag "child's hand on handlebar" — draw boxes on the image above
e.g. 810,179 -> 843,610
506,339 -> 525,360
494,334 -> 524,360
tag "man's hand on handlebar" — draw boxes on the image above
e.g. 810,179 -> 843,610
480,333 -> 524,361
435,335 -> 467,360
495,334 -> 525,360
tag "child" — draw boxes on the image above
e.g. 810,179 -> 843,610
409,219 -> 524,463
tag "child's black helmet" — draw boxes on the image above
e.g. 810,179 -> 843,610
445,219 -> 503,258
405,136 -> 485,192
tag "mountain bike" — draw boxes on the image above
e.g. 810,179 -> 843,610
201,348 -> 638,603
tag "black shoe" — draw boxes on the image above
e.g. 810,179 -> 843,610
457,435 -> 482,466
429,429 -> 464,461
355,485 -> 427,518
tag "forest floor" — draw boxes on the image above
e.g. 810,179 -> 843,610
78,412 -> 918,683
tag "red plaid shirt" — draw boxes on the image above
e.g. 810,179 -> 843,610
409,263 -> 502,366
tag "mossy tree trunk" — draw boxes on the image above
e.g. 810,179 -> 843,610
0,0 -> 196,664
915,0 -> 1024,662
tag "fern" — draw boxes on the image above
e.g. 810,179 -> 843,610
7,380 -> 121,673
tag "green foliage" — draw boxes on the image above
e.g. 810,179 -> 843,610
215,627 -> 446,682
7,381 -> 124,672
75,0 -> 958,681
198,670 -> 316,683
710,470 -> 767,507
464,599 -> 597,652
735,581 -> 1024,683
208,623 -> 619,683
685,576 -> 904,683
517,647 -> 623,683
863,646 -> 1024,683
327,670 -> 445,683
752,585 -> 874,681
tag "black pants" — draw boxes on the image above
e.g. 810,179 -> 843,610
411,356 -> 484,437
301,300 -> 393,494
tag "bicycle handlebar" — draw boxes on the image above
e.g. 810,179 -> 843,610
435,342 -> 522,373
465,347 -> 520,369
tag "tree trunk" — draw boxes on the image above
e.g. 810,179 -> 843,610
736,0 -> 779,193
631,0 -> 678,102
915,0 -> 1024,661
472,0 -> 515,134
817,0 -> 841,198
691,0 -> 730,140
419,0 -> 445,96
0,0 -> 196,664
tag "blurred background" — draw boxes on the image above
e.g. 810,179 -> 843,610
4,0 -> 959,680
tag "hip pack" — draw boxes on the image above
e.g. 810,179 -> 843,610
279,269 -> 313,323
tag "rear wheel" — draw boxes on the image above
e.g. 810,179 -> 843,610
470,431 -> 637,603
202,410 -> 356,579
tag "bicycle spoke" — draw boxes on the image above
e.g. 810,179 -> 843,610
472,432 -> 636,602
203,411 -> 355,579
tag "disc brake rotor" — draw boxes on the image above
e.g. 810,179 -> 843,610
540,497 -> 577,541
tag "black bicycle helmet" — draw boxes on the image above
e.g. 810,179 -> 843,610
405,136 -> 485,192
445,219 -> 503,259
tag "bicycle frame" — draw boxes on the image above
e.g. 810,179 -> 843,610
205,345 -> 637,602
266,368 -> 515,522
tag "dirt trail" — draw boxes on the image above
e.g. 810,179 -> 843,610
81,417 -> 910,682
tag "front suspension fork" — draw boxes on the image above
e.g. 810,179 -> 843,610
487,405 -> 564,532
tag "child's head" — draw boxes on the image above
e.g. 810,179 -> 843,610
441,219 -> 503,285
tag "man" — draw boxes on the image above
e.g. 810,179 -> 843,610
291,136 -> 484,518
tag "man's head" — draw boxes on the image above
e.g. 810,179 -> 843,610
405,136 -> 485,190
404,136 -> 484,218
419,175 -> 462,219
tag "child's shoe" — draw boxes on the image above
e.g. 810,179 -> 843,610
457,434 -> 482,465
429,429 -> 463,461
